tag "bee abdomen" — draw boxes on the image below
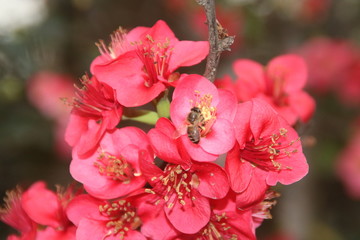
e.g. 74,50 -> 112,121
187,125 -> 200,144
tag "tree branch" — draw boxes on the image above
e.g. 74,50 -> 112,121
196,0 -> 235,82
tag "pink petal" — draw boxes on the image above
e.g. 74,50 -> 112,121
76,119 -> 107,157
148,128 -> 185,166
249,99 -> 280,140
21,182 -> 62,228
66,195 -> 106,226
171,74 -> 219,105
36,226 -> 76,240
192,162 -> 229,199
165,191 -> 210,234
225,145 -> 252,193
168,41 -> 209,72
76,219 -> 108,240
287,91 -> 316,123
235,168 -> 268,210
200,118 -> 236,155
146,20 -> 177,42
266,54 -> 307,93
216,89 -> 237,121
233,59 -> 266,101
85,175 -> 146,200
138,200 -> 178,240
233,102 -> 252,147
138,150 -> 164,185
126,26 -> 150,42
180,135 -> 218,162
65,114 -> 88,147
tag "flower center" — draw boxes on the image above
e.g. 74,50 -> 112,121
198,213 -> 237,240
187,91 -> 217,138
147,165 -> 197,208
70,75 -> 120,121
241,128 -> 298,171
99,200 -> 141,239
136,35 -> 176,87
94,152 -> 136,183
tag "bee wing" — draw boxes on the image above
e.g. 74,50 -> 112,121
172,124 -> 187,139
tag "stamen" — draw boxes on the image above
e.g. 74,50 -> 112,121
94,152 -> 135,183
99,199 -> 141,239
153,165 -> 195,208
136,35 -> 175,87
241,128 -> 297,171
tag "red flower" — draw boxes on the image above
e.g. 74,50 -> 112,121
91,20 -> 209,107
139,150 -> 229,234
66,194 -> 146,240
0,181 -> 79,240
216,54 -> 315,125
70,127 -> 150,199
140,190 -> 255,240
226,99 -> 308,208
0,187 -> 37,240
65,75 -> 122,157
170,74 -> 237,162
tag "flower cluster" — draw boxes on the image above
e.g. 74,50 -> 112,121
1,20 -> 312,239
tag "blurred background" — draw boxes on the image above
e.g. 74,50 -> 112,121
1,0 -> 360,239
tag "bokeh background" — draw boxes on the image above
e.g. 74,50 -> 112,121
1,0 -> 360,239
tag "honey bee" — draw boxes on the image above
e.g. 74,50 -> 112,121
186,107 -> 204,144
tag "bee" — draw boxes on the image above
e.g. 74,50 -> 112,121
186,107 -> 204,144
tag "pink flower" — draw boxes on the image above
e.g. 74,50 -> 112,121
91,20 -> 209,107
170,74 -> 237,161
336,59 -> 360,106
295,37 -> 357,94
70,127 -> 150,199
337,120 -> 360,199
139,190 -> 255,239
0,181 -> 78,240
226,99 -> 308,208
65,75 -> 123,157
216,54 -> 315,125
66,194 -> 146,240
0,187 -> 37,240
27,71 -> 75,157
139,150 -> 230,234
148,117 -> 192,170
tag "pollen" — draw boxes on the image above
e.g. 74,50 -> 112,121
198,213 -> 238,240
136,35 -> 176,87
241,128 -> 297,171
99,200 -> 141,239
94,152 -> 135,183
188,91 -> 217,137
159,165 -> 194,208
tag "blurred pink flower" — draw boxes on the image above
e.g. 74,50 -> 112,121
300,0 -> 331,21
27,71 -> 75,157
295,37 -> 357,94
0,181 -> 79,240
336,59 -> 360,106
337,120 -> 360,199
